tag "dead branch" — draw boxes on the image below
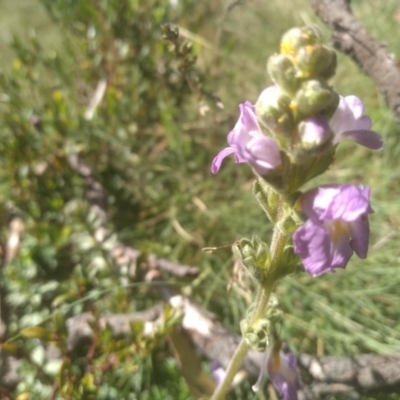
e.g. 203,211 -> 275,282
65,304 -> 164,352
309,0 -> 400,123
3,282 -> 400,398
64,290 -> 400,399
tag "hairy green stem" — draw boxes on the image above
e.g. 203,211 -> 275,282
210,281 -> 274,400
269,196 -> 288,265
211,194 -> 289,399
210,338 -> 249,400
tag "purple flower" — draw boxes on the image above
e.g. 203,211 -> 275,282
293,184 -> 373,276
329,95 -> 383,150
210,360 -> 226,385
211,101 -> 281,175
254,341 -> 299,399
253,339 -> 300,400
268,351 -> 299,400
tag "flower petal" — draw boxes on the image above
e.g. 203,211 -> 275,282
212,98 -> 282,175
227,102 -> 258,147
354,115 -> 372,130
340,129 -> 383,150
211,147 -> 236,174
267,349 -> 299,400
329,233 -> 354,270
281,381 -> 299,400
299,186 -> 340,222
329,96 -> 355,134
296,184 -> 373,276
244,136 -> 282,174
344,95 -> 364,119
321,185 -> 371,221
329,95 -> 383,150
239,101 -> 260,132
210,360 -> 226,385
293,221 -> 333,276
350,217 -> 370,258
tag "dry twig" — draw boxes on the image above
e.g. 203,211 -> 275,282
310,0 -> 400,123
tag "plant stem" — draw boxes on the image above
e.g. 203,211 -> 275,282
210,281 -> 274,400
210,338 -> 249,400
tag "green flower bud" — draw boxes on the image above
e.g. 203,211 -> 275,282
296,44 -> 337,79
255,86 -> 294,141
280,26 -> 322,56
267,54 -> 300,94
253,179 -> 281,222
232,237 -> 270,283
319,91 -> 340,119
265,294 -> 283,326
292,79 -> 338,118
241,318 -> 270,351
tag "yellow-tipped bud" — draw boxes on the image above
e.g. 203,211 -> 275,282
292,79 -> 338,118
267,54 -> 300,94
296,44 -> 337,79
255,86 -> 294,141
280,26 -> 322,56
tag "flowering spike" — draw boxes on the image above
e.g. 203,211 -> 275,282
209,25 -> 382,400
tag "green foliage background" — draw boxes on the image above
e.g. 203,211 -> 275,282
1,0 -> 400,399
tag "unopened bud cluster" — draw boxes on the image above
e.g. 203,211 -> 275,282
256,26 -> 338,162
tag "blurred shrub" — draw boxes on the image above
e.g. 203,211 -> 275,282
0,1 -> 240,398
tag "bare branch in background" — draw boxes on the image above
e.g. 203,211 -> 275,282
310,0 -> 400,123
65,304 -> 164,352
67,153 -> 200,278
298,353 -> 400,399
84,79 -> 107,121
62,291 -> 400,399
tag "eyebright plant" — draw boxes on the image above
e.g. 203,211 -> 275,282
210,26 -> 382,400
